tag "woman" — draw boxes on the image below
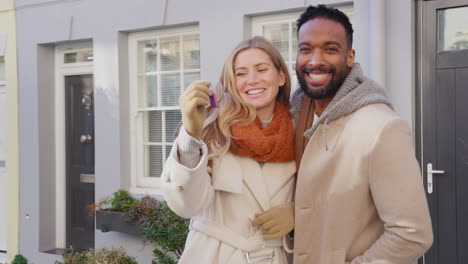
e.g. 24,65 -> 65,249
161,36 -> 295,264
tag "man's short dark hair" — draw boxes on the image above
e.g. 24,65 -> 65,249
297,5 -> 354,49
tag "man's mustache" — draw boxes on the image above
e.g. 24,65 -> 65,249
301,66 -> 336,74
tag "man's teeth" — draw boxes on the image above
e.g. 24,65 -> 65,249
308,73 -> 329,80
247,89 -> 265,95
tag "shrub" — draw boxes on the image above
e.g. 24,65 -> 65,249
57,247 -> 137,264
11,254 -> 28,264
129,196 -> 189,264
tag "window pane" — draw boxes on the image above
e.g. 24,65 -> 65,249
263,23 -> 289,61
161,73 -> 180,106
292,23 -> 298,59
64,51 -> 93,63
0,57 -> 4,82
165,110 -> 181,143
183,72 -> 201,90
145,145 -> 162,178
438,6 -> 468,51
138,75 -> 158,107
160,36 -> 180,71
146,111 -> 162,142
183,34 -> 200,69
138,40 -> 158,73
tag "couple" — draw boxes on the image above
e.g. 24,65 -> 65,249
161,5 -> 433,264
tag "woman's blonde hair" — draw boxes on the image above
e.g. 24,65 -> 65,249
201,36 -> 291,158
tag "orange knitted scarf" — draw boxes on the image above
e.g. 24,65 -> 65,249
230,103 -> 295,162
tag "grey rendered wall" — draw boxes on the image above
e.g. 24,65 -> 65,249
16,0 -> 416,263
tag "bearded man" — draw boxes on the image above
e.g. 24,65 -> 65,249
291,5 -> 433,264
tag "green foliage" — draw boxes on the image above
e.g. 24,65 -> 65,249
93,189 -> 138,213
11,254 -> 28,264
129,196 -> 189,264
90,192 -> 189,263
110,189 -> 138,212
57,247 -> 137,264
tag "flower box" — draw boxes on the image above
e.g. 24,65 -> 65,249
95,210 -> 141,236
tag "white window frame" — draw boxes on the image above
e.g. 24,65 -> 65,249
128,26 -> 200,194
54,42 -> 93,249
252,5 -> 353,93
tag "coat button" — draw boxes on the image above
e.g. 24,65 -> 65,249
176,185 -> 184,192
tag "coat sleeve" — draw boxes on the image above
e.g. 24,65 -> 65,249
161,133 -> 214,219
350,118 -> 433,264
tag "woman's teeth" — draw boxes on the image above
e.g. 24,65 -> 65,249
247,89 -> 265,95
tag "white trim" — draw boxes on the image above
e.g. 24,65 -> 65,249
54,42 -> 93,249
129,25 -> 199,194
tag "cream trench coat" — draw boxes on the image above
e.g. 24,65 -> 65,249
294,104 -> 433,264
162,136 -> 296,264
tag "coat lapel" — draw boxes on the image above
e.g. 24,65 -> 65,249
211,153 -> 243,194
238,157 -> 272,211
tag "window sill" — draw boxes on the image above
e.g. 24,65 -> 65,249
129,186 -> 164,200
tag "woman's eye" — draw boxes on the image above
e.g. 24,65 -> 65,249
236,72 -> 246,77
259,68 -> 267,72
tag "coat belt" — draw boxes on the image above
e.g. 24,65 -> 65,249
190,218 -> 282,252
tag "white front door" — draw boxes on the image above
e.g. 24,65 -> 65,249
0,81 -> 7,254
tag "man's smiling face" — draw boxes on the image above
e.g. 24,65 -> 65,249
296,18 -> 355,100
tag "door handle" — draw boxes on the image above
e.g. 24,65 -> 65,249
427,163 -> 445,194
80,135 -> 93,144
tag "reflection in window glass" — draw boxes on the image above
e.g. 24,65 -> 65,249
64,51 -> 93,63
0,56 -> 5,82
438,6 -> 468,51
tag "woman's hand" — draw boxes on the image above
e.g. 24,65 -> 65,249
179,80 -> 212,140
251,202 -> 295,240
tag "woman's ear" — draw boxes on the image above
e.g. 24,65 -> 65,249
278,69 -> 286,86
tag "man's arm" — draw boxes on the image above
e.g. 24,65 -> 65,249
351,118 -> 433,264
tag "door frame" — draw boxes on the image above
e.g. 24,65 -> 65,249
54,42 -> 93,248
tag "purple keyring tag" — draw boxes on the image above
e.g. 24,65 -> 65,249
209,89 -> 219,108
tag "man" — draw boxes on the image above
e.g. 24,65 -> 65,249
291,5 -> 433,264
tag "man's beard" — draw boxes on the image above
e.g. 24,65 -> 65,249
296,65 -> 349,100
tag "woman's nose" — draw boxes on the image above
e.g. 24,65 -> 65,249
247,72 -> 258,85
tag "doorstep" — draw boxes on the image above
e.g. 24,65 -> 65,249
0,251 -> 6,264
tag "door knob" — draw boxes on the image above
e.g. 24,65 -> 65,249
80,135 -> 93,144
427,163 -> 445,194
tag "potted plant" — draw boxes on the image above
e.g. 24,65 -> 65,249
90,190 -> 190,263
89,189 -> 140,235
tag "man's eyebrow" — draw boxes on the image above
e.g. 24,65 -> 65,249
297,41 -> 342,48
324,41 -> 341,48
298,42 -> 312,47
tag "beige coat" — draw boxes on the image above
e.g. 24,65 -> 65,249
162,139 -> 296,264
294,104 -> 433,264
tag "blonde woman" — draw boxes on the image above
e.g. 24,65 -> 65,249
161,36 -> 295,264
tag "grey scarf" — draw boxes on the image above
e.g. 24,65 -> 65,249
291,63 -> 393,148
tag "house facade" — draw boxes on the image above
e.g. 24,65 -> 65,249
0,0 -> 19,262
14,0 -> 468,263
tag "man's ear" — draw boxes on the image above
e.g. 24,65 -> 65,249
347,49 -> 355,68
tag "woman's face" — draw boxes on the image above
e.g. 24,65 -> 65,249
234,48 -> 285,120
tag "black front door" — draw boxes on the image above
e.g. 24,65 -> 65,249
65,74 -> 95,250
421,1 -> 468,263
